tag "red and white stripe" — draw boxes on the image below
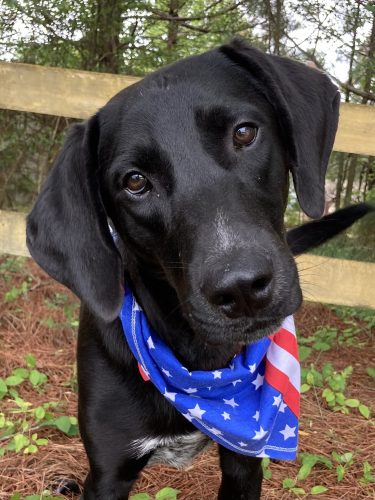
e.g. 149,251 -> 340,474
265,316 -> 300,417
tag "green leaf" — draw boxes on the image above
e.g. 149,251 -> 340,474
24,443 -> 38,454
0,378 -> 7,399
5,375 -> 24,386
336,464 -> 345,481
299,346 -> 312,361
301,383 -> 311,393
35,406 -> 46,420
297,463 -> 313,480
366,367 -> 375,379
291,487 -> 306,494
282,478 -> 295,489
345,399 -> 359,408
54,416 -> 71,434
130,494 -> 151,500
12,368 -> 29,379
13,433 -> 30,452
36,438 -> 49,446
340,452 -> 353,464
25,353 -> 37,368
359,404 -> 370,419
10,494 -> 21,500
155,487 -> 180,500
310,485 -> 328,494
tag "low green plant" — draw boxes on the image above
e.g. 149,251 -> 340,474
0,355 -> 79,457
331,451 -> 354,481
301,362 -> 371,418
131,487 -> 180,500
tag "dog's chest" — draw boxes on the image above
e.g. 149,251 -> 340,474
130,431 -> 211,469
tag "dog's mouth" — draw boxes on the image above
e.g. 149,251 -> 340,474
185,311 -> 284,347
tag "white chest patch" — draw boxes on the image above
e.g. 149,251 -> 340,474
129,432 -> 211,469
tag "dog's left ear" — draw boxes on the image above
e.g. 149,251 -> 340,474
26,114 -> 123,322
220,39 -> 340,218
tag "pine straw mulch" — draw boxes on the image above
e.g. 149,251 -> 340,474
0,257 -> 374,499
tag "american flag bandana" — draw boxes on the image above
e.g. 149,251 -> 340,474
120,286 -> 300,459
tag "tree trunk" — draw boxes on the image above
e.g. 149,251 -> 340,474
344,155 -> 358,206
335,152 -> 346,210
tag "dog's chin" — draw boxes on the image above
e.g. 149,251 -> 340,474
187,315 -> 284,347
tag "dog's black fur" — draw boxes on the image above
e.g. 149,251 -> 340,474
26,39 -> 373,499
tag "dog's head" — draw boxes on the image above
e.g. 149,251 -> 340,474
27,40 -> 340,346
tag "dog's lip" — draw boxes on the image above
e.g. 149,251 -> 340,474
186,313 -> 284,346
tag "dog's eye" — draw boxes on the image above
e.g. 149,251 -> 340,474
233,124 -> 257,147
124,172 -> 151,195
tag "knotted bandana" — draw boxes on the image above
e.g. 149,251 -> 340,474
120,286 -> 300,459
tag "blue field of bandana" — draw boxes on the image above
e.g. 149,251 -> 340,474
120,286 -> 299,459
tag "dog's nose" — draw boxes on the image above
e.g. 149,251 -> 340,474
203,256 -> 274,318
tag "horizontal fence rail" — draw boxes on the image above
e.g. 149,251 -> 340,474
1,211 -> 375,309
1,61 -> 375,156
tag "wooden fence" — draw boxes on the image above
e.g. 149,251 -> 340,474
0,61 -> 375,308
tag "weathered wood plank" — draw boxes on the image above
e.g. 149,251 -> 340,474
0,210 -> 29,257
295,254 -> 375,309
1,61 -> 375,156
0,210 -> 374,308
0,61 -> 139,120
334,103 -> 375,157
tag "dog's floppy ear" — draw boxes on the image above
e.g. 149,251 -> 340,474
220,39 -> 340,218
26,115 -> 123,322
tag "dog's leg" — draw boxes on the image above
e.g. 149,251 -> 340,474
81,453 -> 151,500
218,446 -> 262,500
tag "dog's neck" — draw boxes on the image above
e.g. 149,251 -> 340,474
125,264 -> 241,372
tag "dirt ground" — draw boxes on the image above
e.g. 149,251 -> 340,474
1,257 -> 374,499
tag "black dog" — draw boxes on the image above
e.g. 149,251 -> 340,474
26,39 -> 372,499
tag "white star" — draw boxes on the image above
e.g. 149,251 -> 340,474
238,441 -> 248,447
133,301 -> 142,311
249,363 -> 256,373
252,373 -> 264,390
162,368 -> 172,378
222,411 -> 231,420
232,379 -> 242,387
253,411 -> 260,422
280,424 -> 296,440
257,451 -> 269,458
229,363 -> 235,370
182,367 -> 192,376
207,386 -> 212,391
188,404 -> 206,420
182,412 -> 193,422
279,401 -> 287,413
207,426 -> 223,436
147,336 -> 155,349
183,387 -> 198,394
163,389 -> 177,402
273,394 -> 282,407
254,426 -> 267,440
223,398 -> 239,408
212,370 -> 222,379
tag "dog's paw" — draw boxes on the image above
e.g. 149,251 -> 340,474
50,478 -> 81,496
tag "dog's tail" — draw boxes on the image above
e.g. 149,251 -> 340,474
287,203 -> 374,256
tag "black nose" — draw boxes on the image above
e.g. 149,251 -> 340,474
203,256 -> 274,318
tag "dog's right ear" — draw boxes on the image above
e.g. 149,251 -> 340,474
26,115 -> 123,322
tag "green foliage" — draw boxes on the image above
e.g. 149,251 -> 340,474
10,494 -> 63,500
0,355 -> 79,458
301,362 -> 371,418
130,488 -> 180,500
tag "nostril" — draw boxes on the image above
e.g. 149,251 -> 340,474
251,274 -> 272,293
213,293 -> 235,307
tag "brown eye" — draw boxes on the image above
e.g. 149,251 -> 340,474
124,172 -> 151,195
233,124 -> 257,147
